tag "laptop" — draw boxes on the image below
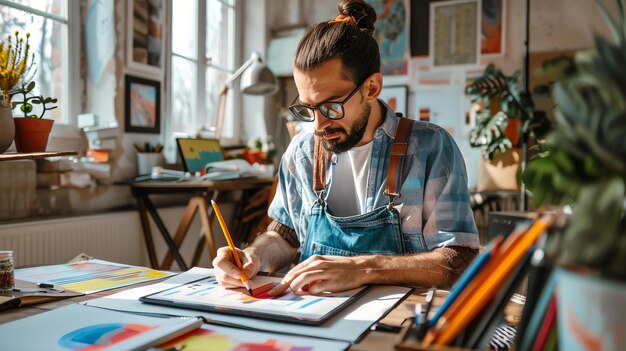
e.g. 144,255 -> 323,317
176,138 -> 224,173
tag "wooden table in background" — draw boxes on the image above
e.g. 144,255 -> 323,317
130,177 -> 273,271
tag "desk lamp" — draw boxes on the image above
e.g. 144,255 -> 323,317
213,52 -> 278,139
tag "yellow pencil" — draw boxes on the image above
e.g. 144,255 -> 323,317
211,199 -> 253,295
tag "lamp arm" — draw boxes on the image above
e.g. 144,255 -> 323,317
224,52 -> 262,87
214,85 -> 229,140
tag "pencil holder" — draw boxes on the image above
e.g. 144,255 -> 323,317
0,251 -> 14,293
137,152 -> 164,175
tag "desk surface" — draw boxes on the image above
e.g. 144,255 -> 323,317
130,176 -> 273,192
0,280 -> 424,350
0,150 -> 78,161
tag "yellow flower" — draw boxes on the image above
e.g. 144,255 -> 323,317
0,31 -> 32,104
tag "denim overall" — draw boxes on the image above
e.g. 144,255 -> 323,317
300,117 -> 414,262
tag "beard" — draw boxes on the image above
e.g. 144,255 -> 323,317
315,104 -> 371,153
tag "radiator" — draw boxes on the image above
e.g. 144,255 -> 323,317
0,207 -> 216,268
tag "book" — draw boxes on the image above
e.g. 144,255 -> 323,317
0,303 -> 202,350
0,279 -> 84,311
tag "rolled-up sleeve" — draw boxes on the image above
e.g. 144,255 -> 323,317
422,128 -> 479,249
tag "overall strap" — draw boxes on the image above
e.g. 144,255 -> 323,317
385,117 -> 414,201
313,136 -> 328,192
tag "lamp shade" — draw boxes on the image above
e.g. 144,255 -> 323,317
240,58 -> 278,95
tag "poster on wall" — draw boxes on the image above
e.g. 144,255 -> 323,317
379,85 -> 408,115
430,0 -> 481,68
126,0 -> 165,77
481,0 -> 506,56
369,0 -> 410,79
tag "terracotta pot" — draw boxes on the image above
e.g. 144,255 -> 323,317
0,105 -> 14,153
13,118 -> 54,153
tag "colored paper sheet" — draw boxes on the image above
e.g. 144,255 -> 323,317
0,304 -> 201,351
16,259 -> 173,294
158,324 -> 348,351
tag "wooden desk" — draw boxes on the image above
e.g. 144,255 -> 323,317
130,177 -> 273,271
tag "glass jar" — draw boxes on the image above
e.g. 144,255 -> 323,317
0,251 -> 14,293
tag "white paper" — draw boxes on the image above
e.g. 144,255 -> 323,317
15,259 -> 174,294
83,268 -> 412,343
0,304 -> 201,351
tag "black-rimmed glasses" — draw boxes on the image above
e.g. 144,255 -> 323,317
289,79 -> 367,122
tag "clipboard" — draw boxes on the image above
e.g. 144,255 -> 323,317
139,274 -> 369,325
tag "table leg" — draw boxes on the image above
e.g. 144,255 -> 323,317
197,192 -> 219,262
161,196 -> 201,269
137,196 -> 158,268
142,196 -> 189,271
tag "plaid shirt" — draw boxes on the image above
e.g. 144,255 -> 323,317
268,101 -> 479,252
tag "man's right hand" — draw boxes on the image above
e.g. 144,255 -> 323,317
212,246 -> 261,288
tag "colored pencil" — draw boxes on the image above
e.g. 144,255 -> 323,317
430,213 -> 557,346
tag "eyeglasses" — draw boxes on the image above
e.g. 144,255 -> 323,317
289,79 -> 367,122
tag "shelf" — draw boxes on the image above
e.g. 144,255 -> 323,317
0,151 -> 78,161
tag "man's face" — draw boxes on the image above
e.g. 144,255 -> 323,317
293,58 -> 371,153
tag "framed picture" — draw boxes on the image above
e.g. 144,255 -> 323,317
379,85 -> 409,116
430,0 -> 481,68
125,75 -> 161,134
126,0 -> 165,77
481,0 -> 507,57
370,0 -> 410,79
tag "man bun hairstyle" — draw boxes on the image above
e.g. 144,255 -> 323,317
294,0 -> 380,84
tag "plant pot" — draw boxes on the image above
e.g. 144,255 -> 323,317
0,105 -> 15,153
476,147 -> 521,192
13,118 -> 54,153
556,268 -> 626,351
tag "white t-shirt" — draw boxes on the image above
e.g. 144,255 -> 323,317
326,141 -> 374,217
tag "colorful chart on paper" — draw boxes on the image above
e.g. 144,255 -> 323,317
15,259 -> 173,294
142,275 -> 366,322
0,304 -> 201,351
159,324 -> 349,351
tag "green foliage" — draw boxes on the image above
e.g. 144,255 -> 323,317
522,0 -> 626,280
465,64 -> 551,160
10,80 -> 57,119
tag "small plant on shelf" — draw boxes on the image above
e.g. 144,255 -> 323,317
11,80 -> 57,119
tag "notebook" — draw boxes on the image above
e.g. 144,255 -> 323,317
176,138 -> 224,173
139,274 -> 369,325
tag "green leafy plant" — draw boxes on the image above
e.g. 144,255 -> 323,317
522,0 -> 626,280
466,64 -> 553,160
10,80 -> 57,119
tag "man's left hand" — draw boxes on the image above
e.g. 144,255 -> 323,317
267,255 -> 371,296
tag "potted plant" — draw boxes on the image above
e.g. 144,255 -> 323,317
522,0 -> 626,348
11,80 -> 58,153
0,31 -> 33,153
464,65 -> 550,194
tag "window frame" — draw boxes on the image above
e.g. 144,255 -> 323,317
165,0 -> 241,163
0,0 -> 81,127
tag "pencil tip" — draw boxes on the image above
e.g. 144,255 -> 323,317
248,288 -> 253,295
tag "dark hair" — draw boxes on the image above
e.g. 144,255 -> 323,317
294,0 -> 380,84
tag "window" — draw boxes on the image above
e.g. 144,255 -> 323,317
0,0 -> 79,124
168,0 -> 237,159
